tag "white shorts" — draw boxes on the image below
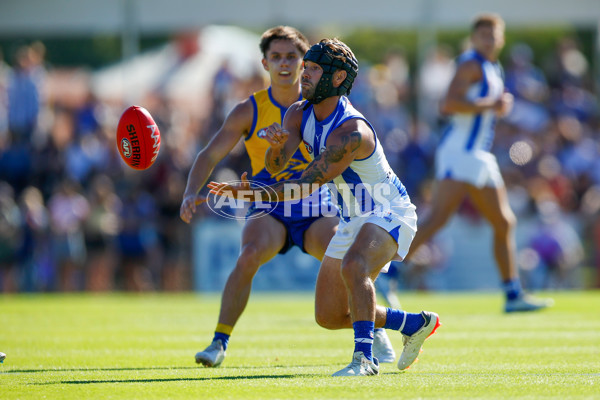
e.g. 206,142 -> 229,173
435,145 -> 504,188
325,199 -> 417,264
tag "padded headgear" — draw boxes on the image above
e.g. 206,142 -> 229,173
303,41 -> 359,104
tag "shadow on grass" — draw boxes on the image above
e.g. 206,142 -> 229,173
4,366 -> 199,373
32,374 -> 303,385
5,364 -> 331,374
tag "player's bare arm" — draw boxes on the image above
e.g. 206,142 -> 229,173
180,100 -> 253,223
264,101 -> 304,174
210,119 -> 373,202
440,60 -> 511,115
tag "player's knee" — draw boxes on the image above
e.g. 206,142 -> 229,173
236,244 -> 264,273
506,212 -> 517,229
495,212 -> 516,235
314,307 -> 348,330
429,210 -> 452,230
314,310 -> 332,329
340,254 -> 368,285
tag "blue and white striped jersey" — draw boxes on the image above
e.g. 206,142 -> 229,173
441,50 -> 504,152
300,96 -> 409,220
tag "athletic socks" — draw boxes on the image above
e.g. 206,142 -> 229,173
383,308 -> 425,336
213,323 -> 233,351
353,321 -> 375,361
503,279 -> 523,301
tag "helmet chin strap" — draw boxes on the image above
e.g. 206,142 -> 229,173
303,42 -> 358,105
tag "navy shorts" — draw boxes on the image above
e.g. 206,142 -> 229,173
246,188 -> 338,254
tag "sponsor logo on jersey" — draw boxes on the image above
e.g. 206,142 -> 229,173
303,140 -> 313,154
257,128 -> 268,138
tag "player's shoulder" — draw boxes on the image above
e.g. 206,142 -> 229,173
288,100 -> 307,114
329,117 -> 373,151
282,100 -> 307,124
457,49 -> 484,63
454,56 -> 483,80
231,96 -> 255,115
336,115 -> 371,134
457,50 -> 487,69
224,96 -> 255,125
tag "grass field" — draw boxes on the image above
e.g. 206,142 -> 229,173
1,291 -> 599,399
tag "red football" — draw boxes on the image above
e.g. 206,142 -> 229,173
116,105 -> 161,170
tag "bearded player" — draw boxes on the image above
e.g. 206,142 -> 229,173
180,26 -> 396,368
208,38 -> 441,376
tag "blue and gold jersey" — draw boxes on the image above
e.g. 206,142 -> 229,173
245,87 -> 312,185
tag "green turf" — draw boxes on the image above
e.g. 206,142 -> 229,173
1,291 -> 599,399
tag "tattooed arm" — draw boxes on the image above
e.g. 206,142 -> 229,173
263,121 -> 370,201
209,119 -> 375,202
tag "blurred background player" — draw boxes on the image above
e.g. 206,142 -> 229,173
404,14 -> 553,313
209,38 -> 441,376
179,26 -> 395,367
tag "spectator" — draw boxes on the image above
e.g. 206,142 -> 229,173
17,186 -> 49,292
0,182 -> 21,292
48,179 -> 90,291
504,43 -> 550,132
417,44 -> 455,129
115,186 -> 160,291
7,45 -> 40,145
83,174 -> 120,291
0,47 -> 10,144
524,199 -> 583,289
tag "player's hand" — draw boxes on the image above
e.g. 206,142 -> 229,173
207,172 -> 254,200
180,193 -> 208,224
495,92 -> 514,117
264,123 -> 289,149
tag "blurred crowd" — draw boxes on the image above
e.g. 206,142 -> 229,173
0,34 -> 598,293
